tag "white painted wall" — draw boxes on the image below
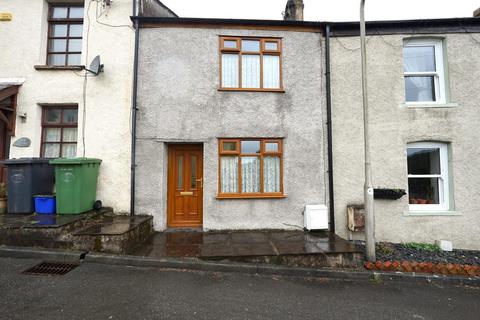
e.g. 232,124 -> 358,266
0,0 -> 135,213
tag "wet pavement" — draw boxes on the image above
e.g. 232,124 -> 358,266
0,211 -> 100,229
134,230 -> 362,259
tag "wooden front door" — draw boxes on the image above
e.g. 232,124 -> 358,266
167,144 -> 203,228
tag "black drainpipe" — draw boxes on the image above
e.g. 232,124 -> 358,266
325,24 -> 335,233
130,14 -> 140,216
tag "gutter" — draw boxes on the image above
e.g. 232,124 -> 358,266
130,16 -> 324,27
324,24 -> 335,233
130,10 -> 140,216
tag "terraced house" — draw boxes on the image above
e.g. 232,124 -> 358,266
131,1 -> 480,250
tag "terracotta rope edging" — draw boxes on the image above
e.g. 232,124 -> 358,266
364,260 -> 480,277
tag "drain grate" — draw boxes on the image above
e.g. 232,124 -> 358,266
21,262 -> 79,276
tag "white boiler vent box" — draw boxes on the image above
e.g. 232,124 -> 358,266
304,205 -> 329,230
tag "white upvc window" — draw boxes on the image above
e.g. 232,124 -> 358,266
407,142 -> 449,211
403,39 -> 446,104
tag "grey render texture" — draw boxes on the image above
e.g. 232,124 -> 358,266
135,27 -> 326,231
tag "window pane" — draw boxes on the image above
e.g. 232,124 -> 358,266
44,128 -> 61,142
63,109 -> 78,123
48,39 -> 67,52
241,55 -> 260,88
263,55 -> 280,89
50,24 -> 68,37
265,142 -> 279,152
222,141 -> 237,151
223,40 -> 237,49
69,7 -> 84,19
45,109 -> 61,123
62,144 -> 77,158
403,46 -> 436,72
408,178 -> 440,204
69,24 -> 83,37
63,128 -> 77,142
407,147 -> 441,175
221,156 -> 238,193
264,156 -> 281,193
242,40 -> 260,52
221,54 -> 239,88
265,42 -> 278,51
177,156 -> 183,189
405,76 -> 435,102
43,144 -> 60,158
52,7 -> 68,19
68,39 -> 82,52
241,140 -> 260,154
67,54 -> 81,65
241,157 -> 260,193
48,54 -> 66,65
191,156 -> 197,189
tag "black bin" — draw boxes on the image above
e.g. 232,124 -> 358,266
2,158 -> 55,213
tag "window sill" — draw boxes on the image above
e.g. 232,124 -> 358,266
217,194 -> 286,199
403,210 -> 461,216
34,65 -> 85,71
218,88 -> 285,93
402,102 -> 459,109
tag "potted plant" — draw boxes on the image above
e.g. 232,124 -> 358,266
0,183 -> 6,214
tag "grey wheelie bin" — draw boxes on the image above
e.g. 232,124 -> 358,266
2,158 -> 55,213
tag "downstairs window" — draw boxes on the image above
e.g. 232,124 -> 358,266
218,139 -> 284,198
407,142 -> 449,211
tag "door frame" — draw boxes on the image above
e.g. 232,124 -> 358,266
166,143 -> 204,228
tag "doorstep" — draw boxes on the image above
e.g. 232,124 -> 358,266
133,230 -> 364,269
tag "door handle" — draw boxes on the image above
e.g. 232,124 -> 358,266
196,178 -> 203,188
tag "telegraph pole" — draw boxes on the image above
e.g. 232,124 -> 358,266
360,0 -> 376,261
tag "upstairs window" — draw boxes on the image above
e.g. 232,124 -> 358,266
47,4 -> 84,66
403,39 -> 446,104
407,142 -> 449,211
219,37 -> 283,91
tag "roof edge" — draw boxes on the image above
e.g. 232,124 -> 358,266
131,16 -> 324,27
130,16 -> 480,36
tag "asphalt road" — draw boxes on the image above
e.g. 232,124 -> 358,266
0,257 -> 479,320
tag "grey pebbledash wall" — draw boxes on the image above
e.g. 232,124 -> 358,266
135,27 -> 327,231
330,33 -> 480,250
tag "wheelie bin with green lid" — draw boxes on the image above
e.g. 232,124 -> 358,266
49,158 -> 101,214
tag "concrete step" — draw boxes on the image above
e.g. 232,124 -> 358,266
71,215 -> 154,254
0,209 -> 109,248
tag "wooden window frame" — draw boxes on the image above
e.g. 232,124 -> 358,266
47,4 -> 84,66
218,36 -> 284,92
217,138 -> 285,199
40,106 -> 78,158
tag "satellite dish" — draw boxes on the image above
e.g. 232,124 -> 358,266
84,55 -> 104,75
